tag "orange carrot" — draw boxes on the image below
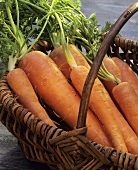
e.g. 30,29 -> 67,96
70,65 -> 128,152
102,57 -> 122,97
49,44 -> 90,79
112,57 -> 138,96
18,50 -> 112,147
7,68 -> 56,127
112,82 -> 138,137
106,89 -> 138,155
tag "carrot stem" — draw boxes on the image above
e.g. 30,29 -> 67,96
54,12 -> 77,69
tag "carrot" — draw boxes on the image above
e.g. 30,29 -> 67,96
112,82 -> 138,137
102,57 -> 122,97
106,89 -> 138,155
70,65 -> 128,152
18,50 -> 112,147
49,44 -> 90,79
112,57 -> 138,96
7,68 -> 56,127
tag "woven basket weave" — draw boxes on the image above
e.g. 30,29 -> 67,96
0,2 -> 138,170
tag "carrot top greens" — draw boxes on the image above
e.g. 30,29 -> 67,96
0,0 -> 60,71
0,0 -> 119,83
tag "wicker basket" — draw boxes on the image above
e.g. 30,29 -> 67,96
0,2 -> 138,170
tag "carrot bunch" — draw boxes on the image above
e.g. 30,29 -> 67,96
18,50 -> 112,147
4,37 -> 138,155
47,44 -> 138,155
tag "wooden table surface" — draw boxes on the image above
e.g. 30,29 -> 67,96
0,1 -> 138,170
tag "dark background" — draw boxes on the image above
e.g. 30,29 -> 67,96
0,1 -> 138,170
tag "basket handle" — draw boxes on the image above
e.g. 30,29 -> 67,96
76,2 -> 138,129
